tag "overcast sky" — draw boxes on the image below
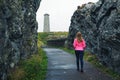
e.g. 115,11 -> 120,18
36,0 -> 99,32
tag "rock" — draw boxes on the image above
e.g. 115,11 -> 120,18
0,0 -> 41,80
67,0 -> 120,74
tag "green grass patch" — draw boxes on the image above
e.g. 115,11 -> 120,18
60,47 -> 75,54
84,52 -> 120,80
8,47 -> 47,80
38,32 -> 68,45
38,32 -> 50,44
60,47 -> 120,80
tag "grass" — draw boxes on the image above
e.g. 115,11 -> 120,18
38,32 -> 68,44
83,52 -> 120,80
8,40 -> 47,80
38,32 -> 50,44
60,47 -> 120,80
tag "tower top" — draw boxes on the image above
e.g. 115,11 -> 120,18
44,13 -> 49,16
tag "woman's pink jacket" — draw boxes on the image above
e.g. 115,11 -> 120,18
73,38 -> 86,50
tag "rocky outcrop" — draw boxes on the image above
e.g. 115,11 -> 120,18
0,0 -> 41,80
67,0 -> 120,73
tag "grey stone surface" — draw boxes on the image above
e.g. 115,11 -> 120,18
0,0 -> 41,80
67,0 -> 120,74
47,38 -> 67,47
43,48 -> 113,80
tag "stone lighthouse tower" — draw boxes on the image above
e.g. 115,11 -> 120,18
43,13 -> 50,32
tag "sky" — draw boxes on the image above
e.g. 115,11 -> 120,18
36,0 -> 99,32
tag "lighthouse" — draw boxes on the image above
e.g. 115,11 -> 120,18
43,13 -> 50,32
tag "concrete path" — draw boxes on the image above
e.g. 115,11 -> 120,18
43,48 -> 113,80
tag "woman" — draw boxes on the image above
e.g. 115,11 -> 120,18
73,32 -> 86,72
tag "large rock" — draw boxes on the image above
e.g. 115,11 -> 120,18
0,0 -> 41,80
67,0 -> 120,74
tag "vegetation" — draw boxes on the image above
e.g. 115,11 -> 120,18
38,32 -> 50,44
38,32 -> 68,44
85,53 -> 120,80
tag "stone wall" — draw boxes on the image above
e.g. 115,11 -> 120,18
47,38 -> 67,47
0,0 -> 41,80
67,0 -> 120,73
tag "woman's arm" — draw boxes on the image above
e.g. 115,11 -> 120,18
73,39 -> 77,49
82,39 -> 86,49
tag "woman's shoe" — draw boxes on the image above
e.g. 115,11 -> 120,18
80,69 -> 84,73
77,68 -> 79,71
